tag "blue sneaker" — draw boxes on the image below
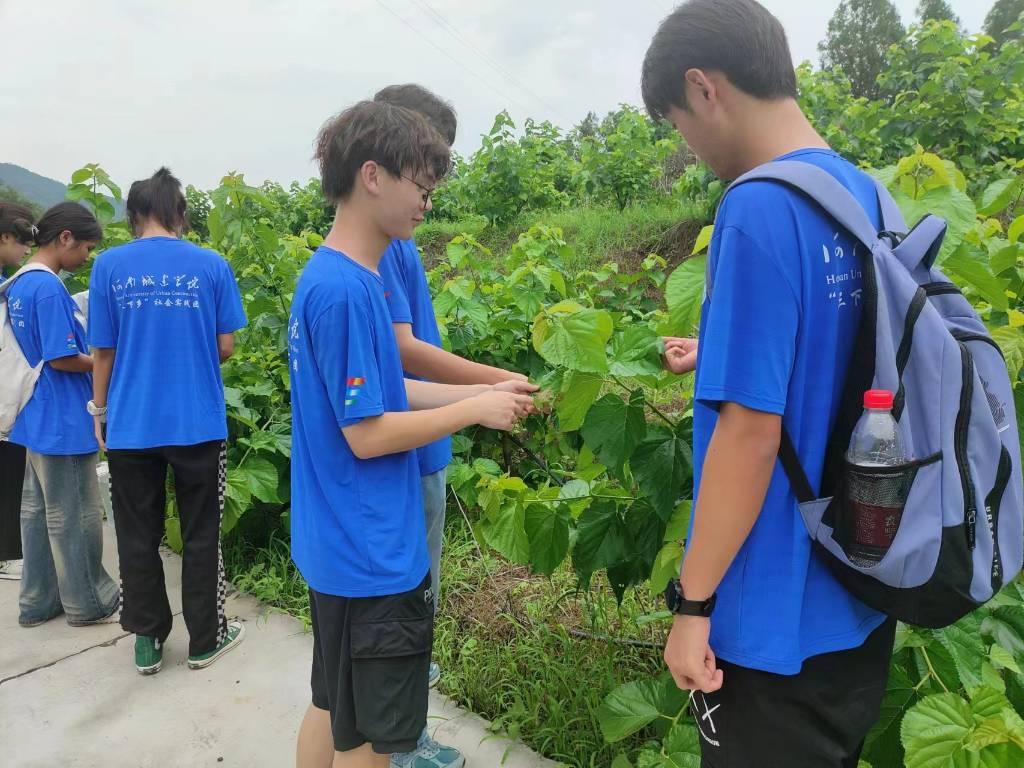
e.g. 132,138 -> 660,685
428,661 -> 441,688
390,729 -> 464,768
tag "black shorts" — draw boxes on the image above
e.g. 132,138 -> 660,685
309,572 -> 433,755
693,617 -> 896,768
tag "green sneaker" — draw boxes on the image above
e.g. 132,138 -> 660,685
188,620 -> 245,669
135,636 -> 163,675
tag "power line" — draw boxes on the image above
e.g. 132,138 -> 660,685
407,0 -> 571,125
371,0 -> 542,123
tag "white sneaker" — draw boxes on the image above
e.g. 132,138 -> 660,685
0,560 -> 23,580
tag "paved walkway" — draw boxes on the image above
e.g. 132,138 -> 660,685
0,520 -> 558,768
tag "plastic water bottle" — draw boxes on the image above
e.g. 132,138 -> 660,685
845,389 -> 907,565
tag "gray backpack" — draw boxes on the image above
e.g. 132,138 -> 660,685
727,160 -> 1023,628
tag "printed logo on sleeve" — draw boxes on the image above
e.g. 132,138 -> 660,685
345,377 -> 366,406
66,332 -> 77,350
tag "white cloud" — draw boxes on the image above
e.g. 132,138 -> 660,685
0,0 -> 987,190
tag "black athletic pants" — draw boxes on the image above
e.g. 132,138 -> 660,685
0,441 -> 25,561
107,440 -> 227,656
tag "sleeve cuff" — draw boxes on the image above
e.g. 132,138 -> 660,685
695,386 -> 786,416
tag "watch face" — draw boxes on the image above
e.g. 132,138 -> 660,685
664,580 -> 681,612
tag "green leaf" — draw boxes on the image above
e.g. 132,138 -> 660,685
610,325 -> 664,378
865,665 -> 916,760
936,614 -> 985,692
990,327 -> 1024,382
663,722 -> 702,767
556,371 -> 604,431
70,168 -> 92,184
663,500 -> 692,544
559,478 -> 592,517
573,500 -> 628,581
164,516 -> 183,554
1008,216 -> 1024,245
691,225 -> 714,255
664,256 -> 706,337
535,307 -> 614,373
967,710 -> 1024,752
225,467 -> 253,507
611,756 -> 634,768
65,183 -> 90,202
978,177 -> 1024,217
650,540 -> 683,596
481,503 -> 530,564
450,434 -> 473,454
632,428 -> 692,517
240,456 -> 280,504
524,504 -> 570,575
581,392 -> 647,473
901,693 -> 974,768
990,644 -> 1021,674
991,243 -> 1022,275
472,458 -> 502,476
942,245 -> 1009,311
598,678 -> 664,742
969,686 -> 1014,721
893,186 -> 977,263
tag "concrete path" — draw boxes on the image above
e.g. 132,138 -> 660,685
0,522 -> 559,768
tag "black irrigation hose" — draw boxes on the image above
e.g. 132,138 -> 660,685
568,628 -> 664,650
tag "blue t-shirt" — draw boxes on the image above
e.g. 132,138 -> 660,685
288,246 -> 428,598
379,239 -> 453,477
9,270 -> 98,455
690,149 -> 887,675
88,238 -> 247,449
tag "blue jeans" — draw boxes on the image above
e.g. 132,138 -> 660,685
422,469 -> 446,613
19,450 -> 120,626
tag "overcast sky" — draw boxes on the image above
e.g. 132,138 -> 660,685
0,0 -> 988,191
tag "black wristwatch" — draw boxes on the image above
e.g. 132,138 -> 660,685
664,579 -> 716,617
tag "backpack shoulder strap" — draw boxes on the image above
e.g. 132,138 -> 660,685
727,160 -> 882,253
873,177 -> 907,235
723,160 -> 889,505
0,263 -> 55,298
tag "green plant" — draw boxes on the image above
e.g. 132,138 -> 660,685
579,107 -> 678,211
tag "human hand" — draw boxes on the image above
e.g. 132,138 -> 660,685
664,615 -> 723,693
472,390 -> 534,430
93,417 -> 106,452
663,337 -> 698,375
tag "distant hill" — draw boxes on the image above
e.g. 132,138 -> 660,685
0,163 -> 126,219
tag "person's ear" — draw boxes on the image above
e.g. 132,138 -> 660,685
58,230 -> 75,248
685,68 -> 717,109
360,161 -> 383,197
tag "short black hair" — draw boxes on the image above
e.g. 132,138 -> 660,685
0,202 -> 36,244
34,202 -> 102,246
127,167 -> 188,235
374,84 -> 458,146
314,100 -> 451,205
642,0 -> 798,121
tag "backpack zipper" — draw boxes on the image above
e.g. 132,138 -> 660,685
955,341 -> 978,549
985,447 -> 1012,591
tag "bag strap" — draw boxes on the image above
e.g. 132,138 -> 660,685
723,160 -> 892,505
728,160 -> 883,254
873,178 -> 907,235
0,263 -> 59,298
